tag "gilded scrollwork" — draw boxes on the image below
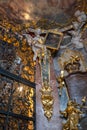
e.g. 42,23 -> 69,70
40,84 -> 54,120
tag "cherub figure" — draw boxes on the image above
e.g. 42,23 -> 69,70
60,100 -> 82,130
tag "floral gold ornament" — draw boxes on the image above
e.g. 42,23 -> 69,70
40,84 -> 54,120
64,55 -> 80,73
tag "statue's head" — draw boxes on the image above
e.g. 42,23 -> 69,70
74,10 -> 87,23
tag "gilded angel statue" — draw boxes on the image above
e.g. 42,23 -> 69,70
60,100 -> 82,130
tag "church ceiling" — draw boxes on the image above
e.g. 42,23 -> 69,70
0,0 -> 87,30
0,0 -> 76,22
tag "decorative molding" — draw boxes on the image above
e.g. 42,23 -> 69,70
38,47 -> 54,120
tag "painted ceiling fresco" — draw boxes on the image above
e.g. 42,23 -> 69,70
0,0 -> 87,30
0,0 -> 78,24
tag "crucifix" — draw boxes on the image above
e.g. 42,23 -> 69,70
24,28 -> 63,120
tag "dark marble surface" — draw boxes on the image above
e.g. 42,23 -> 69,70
79,116 -> 87,130
65,72 -> 87,105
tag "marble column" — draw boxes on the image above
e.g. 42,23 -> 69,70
36,59 -> 62,130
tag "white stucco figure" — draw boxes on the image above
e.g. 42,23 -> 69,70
25,28 -> 45,61
68,10 -> 87,49
73,10 -> 87,31
69,31 -> 83,49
